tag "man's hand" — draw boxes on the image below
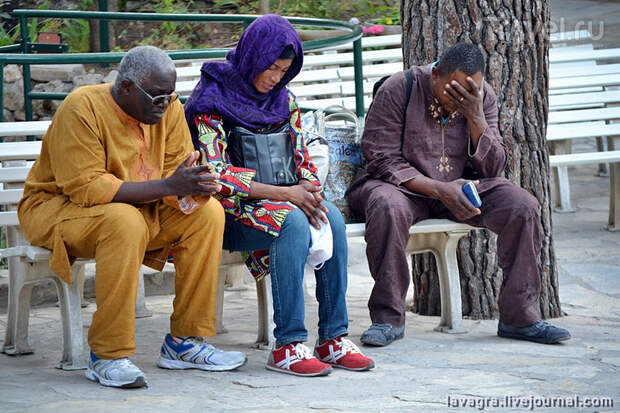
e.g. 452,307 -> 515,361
436,179 -> 481,221
286,180 -> 329,229
444,77 -> 484,120
165,151 -> 222,197
444,77 -> 488,144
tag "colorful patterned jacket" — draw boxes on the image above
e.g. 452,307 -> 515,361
192,90 -> 321,280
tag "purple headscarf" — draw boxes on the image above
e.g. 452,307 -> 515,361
184,14 -> 304,143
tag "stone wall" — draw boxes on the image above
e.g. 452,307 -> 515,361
2,64 -> 118,136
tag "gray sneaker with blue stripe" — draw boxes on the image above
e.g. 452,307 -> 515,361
85,351 -> 147,388
157,334 -> 247,371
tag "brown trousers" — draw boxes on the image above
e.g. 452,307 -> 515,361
348,177 -> 542,328
55,199 -> 225,359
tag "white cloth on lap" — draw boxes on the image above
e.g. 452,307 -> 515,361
307,213 -> 333,270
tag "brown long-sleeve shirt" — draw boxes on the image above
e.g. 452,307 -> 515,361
353,65 -> 507,192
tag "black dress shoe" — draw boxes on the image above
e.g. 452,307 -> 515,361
498,320 -> 571,344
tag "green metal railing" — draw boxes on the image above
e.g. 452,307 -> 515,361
1,10 -> 364,122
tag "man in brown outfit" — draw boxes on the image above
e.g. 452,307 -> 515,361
347,43 -> 570,346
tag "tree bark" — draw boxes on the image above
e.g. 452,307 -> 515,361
401,0 -> 562,320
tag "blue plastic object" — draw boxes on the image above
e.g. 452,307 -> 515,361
462,181 -> 482,208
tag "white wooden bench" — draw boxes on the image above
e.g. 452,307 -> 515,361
546,44 -> 620,213
0,139 -> 156,369
547,120 -> 620,212
549,149 -> 620,231
1,125 -> 479,368
0,135 -> 258,367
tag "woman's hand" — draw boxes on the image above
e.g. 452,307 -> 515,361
286,180 -> 329,229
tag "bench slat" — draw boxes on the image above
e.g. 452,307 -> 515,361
0,120 -> 51,137
549,47 -> 620,64
0,210 -> 19,227
0,167 -> 30,183
549,90 -> 620,108
295,62 -> 403,83
549,86 -> 603,96
345,219 -> 474,238
0,188 -> 23,204
550,63 -> 620,79
298,96 -> 361,112
547,122 -> 620,141
548,107 -> 620,124
0,244 -> 52,261
550,150 -> 620,166
0,142 -> 43,161
302,48 -> 403,67
318,34 -> 402,51
550,73 -> 620,90
290,80 -> 375,98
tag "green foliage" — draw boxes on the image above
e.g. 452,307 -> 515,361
132,0 -> 216,50
0,16 -> 46,47
0,23 -> 17,47
367,3 -> 401,25
212,0 -> 400,24
60,19 -> 90,53
152,0 -> 192,34
213,0 -> 258,14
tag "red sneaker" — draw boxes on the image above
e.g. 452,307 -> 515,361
314,336 -> 375,371
266,342 -> 332,377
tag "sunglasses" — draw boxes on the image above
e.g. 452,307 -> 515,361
133,81 -> 178,106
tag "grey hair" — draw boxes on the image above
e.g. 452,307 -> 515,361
114,45 -> 175,89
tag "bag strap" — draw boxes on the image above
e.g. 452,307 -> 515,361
318,105 -> 362,144
366,69 -> 413,146
399,69 -> 414,151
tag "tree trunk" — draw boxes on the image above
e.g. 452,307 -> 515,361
401,0 -> 562,320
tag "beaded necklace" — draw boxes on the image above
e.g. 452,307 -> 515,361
427,97 -> 458,173
427,61 -> 459,174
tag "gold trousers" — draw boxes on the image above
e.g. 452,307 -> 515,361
56,199 -> 225,359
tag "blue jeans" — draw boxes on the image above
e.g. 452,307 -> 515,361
222,200 -> 349,347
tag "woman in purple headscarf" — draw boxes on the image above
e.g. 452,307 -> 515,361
184,14 -> 374,377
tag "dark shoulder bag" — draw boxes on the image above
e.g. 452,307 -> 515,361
228,123 -> 299,186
